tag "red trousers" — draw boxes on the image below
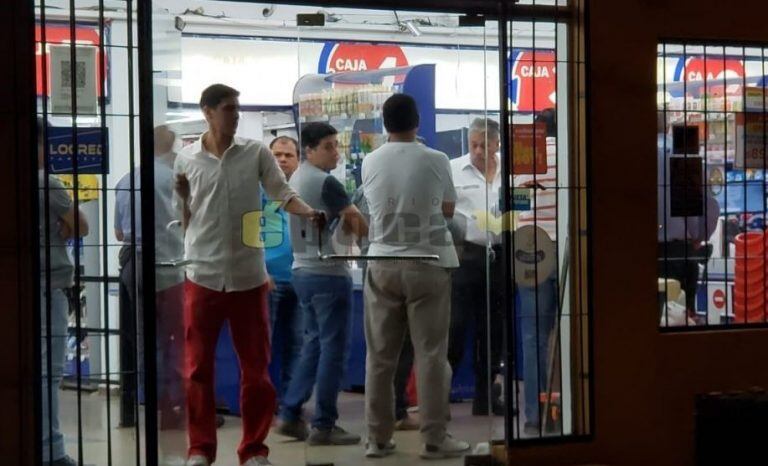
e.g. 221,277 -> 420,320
184,280 -> 275,463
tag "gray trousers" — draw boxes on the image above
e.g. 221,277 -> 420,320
364,261 -> 452,445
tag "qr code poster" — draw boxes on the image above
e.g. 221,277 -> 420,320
50,45 -> 98,115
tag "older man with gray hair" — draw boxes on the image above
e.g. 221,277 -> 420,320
448,117 -> 506,416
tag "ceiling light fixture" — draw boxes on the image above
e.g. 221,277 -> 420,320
402,20 -> 422,37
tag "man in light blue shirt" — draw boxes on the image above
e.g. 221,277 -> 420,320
263,136 -> 302,413
114,125 -> 187,433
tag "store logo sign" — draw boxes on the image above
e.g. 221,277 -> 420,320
46,126 -> 109,175
509,49 -> 557,112
674,56 -> 744,83
318,42 -> 409,74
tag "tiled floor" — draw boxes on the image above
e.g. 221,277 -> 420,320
59,389 -> 511,466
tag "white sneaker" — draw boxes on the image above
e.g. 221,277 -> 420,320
160,455 -> 187,466
365,439 -> 396,458
241,456 -> 272,466
185,455 -> 209,466
419,435 -> 471,459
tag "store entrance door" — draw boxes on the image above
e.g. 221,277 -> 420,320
143,1 -> 589,465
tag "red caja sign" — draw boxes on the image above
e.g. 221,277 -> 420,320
674,56 -> 745,97
509,49 -> 557,112
318,42 -> 409,74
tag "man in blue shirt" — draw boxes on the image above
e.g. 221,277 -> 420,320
114,125 -> 190,436
264,136 -> 302,413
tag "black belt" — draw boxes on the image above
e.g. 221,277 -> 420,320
461,242 -> 503,264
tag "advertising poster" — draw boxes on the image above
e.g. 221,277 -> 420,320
735,112 -> 767,169
511,123 -> 548,174
49,44 -> 99,115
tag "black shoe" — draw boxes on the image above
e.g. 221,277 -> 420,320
472,398 -> 511,416
216,414 -> 225,428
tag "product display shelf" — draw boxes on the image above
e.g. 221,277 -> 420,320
293,64 -> 437,193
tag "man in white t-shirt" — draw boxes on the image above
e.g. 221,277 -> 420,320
361,93 -> 470,460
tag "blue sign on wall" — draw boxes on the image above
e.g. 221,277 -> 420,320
47,126 -> 108,174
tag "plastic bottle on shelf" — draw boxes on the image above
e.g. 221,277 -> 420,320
345,166 -> 356,193
350,130 -> 361,163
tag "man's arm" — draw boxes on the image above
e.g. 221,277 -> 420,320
284,195 -> 313,216
59,207 -> 89,239
441,154 -> 458,220
339,204 -> 369,238
115,228 -> 125,242
442,201 -> 456,219
174,173 -> 192,230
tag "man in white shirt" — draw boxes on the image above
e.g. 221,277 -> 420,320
362,93 -> 470,460
448,118 -> 505,416
174,84 -> 322,466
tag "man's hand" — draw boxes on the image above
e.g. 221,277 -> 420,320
520,180 -> 546,190
175,173 -> 190,201
267,275 -> 276,293
176,173 -> 192,230
307,210 -> 327,231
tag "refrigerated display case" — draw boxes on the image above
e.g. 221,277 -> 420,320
293,64 -> 437,194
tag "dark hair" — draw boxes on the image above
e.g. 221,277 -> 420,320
270,135 -> 299,154
535,108 -> 557,137
301,122 -> 337,151
383,93 -> 420,133
199,83 -> 240,109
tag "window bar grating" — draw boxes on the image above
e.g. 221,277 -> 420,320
740,46 -> 748,326
138,0 -> 160,460
550,12 -> 564,439
66,0 -> 86,462
96,0 -> 114,461
38,0 -> 55,462
762,45 -> 767,325
530,11 -> 544,439
498,6 -> 518,444
702,45 -> 710,325
658,41 -> 768,331
124,0 -> 144,464
576,0 -> 588,435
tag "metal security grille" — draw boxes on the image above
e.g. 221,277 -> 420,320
35,0 -> 146,465
34,1 -> 590,465
502,0 -> 589,442
658,41 -> 768,330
